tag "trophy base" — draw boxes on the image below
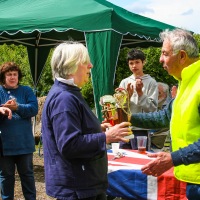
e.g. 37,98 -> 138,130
124,134 -> 134,139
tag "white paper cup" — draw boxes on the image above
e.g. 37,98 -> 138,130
112,143 -> 120,154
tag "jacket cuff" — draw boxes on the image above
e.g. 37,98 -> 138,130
171,150 -> 183,166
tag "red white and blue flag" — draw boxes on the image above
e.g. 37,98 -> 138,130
107,149 -> 187,200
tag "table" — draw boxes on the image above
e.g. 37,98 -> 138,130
107,149 -> 187,200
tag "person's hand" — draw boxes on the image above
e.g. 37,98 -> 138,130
127,83 -> 134,98
141,152 -> 174,177
135,77 -> 143,96
1,99 -> 18,111
101,122 -> 112,132
105,122 -> 132,144
0,107 -> 12,119
171,85 -> 177,98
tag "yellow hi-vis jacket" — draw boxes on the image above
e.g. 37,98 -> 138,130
171,60 -> 200,184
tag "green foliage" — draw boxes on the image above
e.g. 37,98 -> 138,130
143,47 -> 177,86
114,47 -> 178,89
36,51 -> 54,97
1,32 -> 200,107
194,34 -> 200,53
81,79 -> 95,108
114,47 -> 131,88
0,44 -> 34,87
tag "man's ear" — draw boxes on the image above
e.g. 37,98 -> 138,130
179,50 -> 187,64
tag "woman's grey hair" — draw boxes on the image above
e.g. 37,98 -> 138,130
160,28 -> 199,58
51,41 -> 91,79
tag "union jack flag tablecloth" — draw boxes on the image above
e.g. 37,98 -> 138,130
107,149 -> 187,200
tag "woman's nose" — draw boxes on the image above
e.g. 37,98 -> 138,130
88,63 -> 93,68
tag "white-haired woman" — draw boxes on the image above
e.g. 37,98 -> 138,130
42,41 -> 131,200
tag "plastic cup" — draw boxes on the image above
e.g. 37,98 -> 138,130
112,143 -> 120,154
137,136 -> 147,154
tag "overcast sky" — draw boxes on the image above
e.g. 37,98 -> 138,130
107,0 -> 200,34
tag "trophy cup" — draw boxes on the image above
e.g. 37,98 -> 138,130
100,88 -> 131,125
113,87 -> 131,123
99,95 -> 119,125
100,88 -> 134,139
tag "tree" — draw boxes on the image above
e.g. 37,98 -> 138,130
1,32 -> 200,108
194,34 -> 200,51
143,47 -> 177,86
36,51 -> 53,97
0,44 -> 54,96
81,79 -> 95,108
0,44 -> 34,87
114,47 -> 177,89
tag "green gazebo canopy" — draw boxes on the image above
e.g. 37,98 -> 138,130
0,0 -> 176,120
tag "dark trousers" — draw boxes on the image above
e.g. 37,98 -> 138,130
0,154 -> 36,200
186,183 -> 200,200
